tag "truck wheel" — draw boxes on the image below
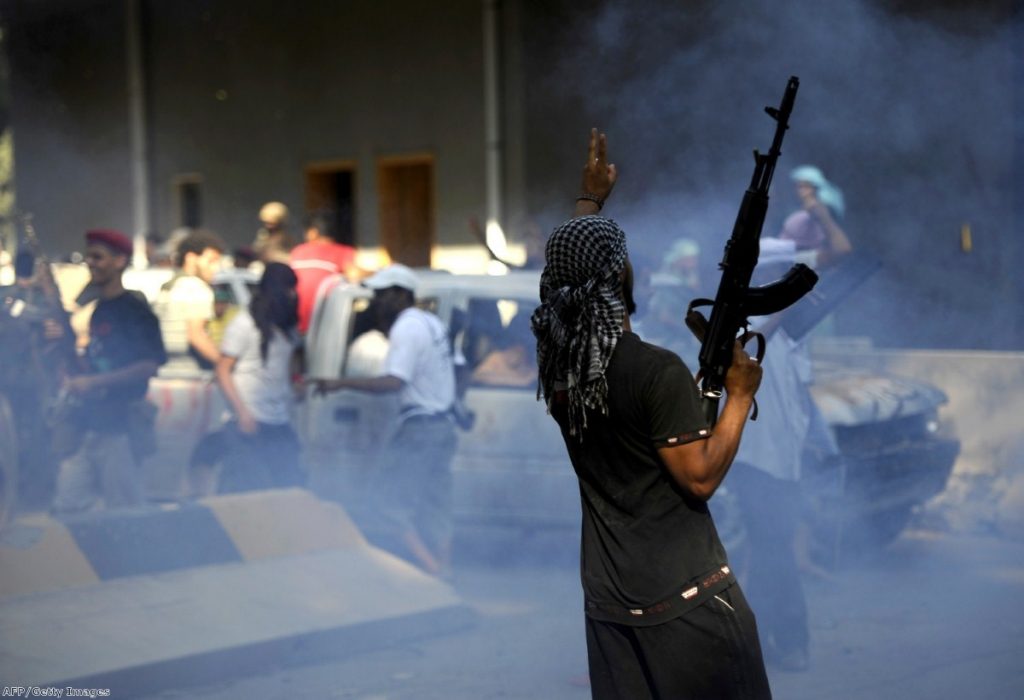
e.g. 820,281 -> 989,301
0,392 -> 18,532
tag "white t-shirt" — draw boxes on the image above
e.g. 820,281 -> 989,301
385,307 -> 455,415
220,309 -> 299,425
154,274 -> 214,355
733,329 -> 813,482
345,329 -> 389,378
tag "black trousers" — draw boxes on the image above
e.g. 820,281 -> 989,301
730,462 -> 809,656
218,421 -> 305,493
586,584 -> 772,700
372,414 -> 457,557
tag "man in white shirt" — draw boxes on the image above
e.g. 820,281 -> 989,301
316,264 -> 457,575
153,229 -> 225,369
726,169 -> 852,672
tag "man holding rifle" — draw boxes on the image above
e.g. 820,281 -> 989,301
531,129 -> 770,699
727,164 -> 854,672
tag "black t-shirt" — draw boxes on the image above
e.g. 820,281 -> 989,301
554,331 -> 725,624
82,291 -> 167,432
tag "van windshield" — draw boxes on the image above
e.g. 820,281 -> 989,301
460,297 -> 537,389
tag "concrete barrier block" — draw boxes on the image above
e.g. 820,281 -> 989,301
62,503 -> 242,580
205,488 -> 366,560
0,513 -> 99,599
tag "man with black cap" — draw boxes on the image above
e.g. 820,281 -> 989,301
51,229 -> 167,513
315,263 -> 457,576
532,130 -> 770,698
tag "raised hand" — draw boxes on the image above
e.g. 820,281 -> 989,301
576,128 -> 618,215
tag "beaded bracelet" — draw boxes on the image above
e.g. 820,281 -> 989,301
576,193 -> 605,210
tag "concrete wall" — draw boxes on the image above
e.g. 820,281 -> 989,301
144,0 -> 490,254
5,0 -> 135,251
4,0 -> 529,263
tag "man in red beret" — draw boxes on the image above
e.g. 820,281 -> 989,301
52,229 -> 167,513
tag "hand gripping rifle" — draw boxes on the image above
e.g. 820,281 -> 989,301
686,76 -> 819,427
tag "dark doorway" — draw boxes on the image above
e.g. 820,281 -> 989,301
305,161 -> 357,246
174,174 -> 203,228
377,155 -> 434,267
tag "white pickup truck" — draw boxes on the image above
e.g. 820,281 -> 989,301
148,268 -> 958,558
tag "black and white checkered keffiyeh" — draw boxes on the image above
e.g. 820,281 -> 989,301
531,216 -> 628,438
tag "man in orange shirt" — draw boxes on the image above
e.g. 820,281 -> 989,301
289,211 -> 362,334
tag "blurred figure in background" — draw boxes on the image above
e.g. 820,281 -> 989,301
51,230 -> 167,513
637,237 -> 703,366
760,165 -> 852,269
252,201 -> 295,264
725,164 -> 851,673
145,233 -> 174,268
315,264 -> 458,576
215,262 -> 304,492
155,228 -> 192,270
185,284 -> 243,498
289,210 -> 363,334
0,248 -> 75,373
0,247 -> 76,506
232,245 -> 258,270
153,229 -> 225,370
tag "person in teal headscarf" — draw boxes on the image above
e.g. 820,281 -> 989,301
772,165 -> 852,267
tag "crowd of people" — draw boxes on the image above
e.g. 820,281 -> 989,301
0,209 -> 368,495
0,198 -> 464,579
1,134 -> 856,694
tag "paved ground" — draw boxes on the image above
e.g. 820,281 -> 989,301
142,528 -> 1024,700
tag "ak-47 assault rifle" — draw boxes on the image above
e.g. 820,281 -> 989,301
686,76 -> 818,427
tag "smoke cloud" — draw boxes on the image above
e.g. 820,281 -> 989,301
524,0 -> 1021,349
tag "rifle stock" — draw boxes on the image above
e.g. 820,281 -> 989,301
743,264 -> 819,318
